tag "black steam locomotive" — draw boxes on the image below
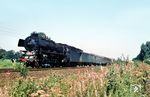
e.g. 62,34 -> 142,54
18,32 -> 112,68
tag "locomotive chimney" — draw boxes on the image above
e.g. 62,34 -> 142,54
18,39 -> 25,47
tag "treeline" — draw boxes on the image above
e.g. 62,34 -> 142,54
134,41 -> 150,64
0,48 -> 21,60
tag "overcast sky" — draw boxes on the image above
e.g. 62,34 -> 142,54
0,0 -> 150,59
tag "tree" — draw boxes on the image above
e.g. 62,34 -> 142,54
134,41 -> 150,61
4,50 -> 15,59
0,48 -> 21,60
14,51 -> 21,59
0,49 -> 6,59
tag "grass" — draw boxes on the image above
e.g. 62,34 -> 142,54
0,59 -> 14,68
0,61 -> 150,97
11,69 -> 107,97
0,59 -> 25,73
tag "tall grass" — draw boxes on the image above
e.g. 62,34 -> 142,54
6,61 -> 150,97
0,59 -> 14,68
14,63 -> 29,78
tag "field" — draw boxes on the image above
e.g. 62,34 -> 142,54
0,62 -> 150,97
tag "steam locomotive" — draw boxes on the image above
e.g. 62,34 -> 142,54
18,32 -> 112,68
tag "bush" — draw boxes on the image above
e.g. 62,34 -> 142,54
144,58 -> 150,65
11,78 -> 41,97
114,55 -> 129,65
14,63 -> 28,78
105,63 -> 148,97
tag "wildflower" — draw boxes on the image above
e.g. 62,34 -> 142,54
40,94 -> 50,97
6,71 -> 11,75
30,93 -> 38,97
37,90 -> 45,95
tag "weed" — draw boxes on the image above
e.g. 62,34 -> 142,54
11,78 -> 41,97
0,59 -> 14,68
14,63 -> 28,78
3,62 -> 150,97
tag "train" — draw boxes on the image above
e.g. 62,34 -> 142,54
18,32 -> 112,68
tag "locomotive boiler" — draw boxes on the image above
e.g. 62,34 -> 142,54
18,32 -> 112,68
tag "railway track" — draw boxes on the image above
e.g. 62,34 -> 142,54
0,66 -> 93,73
0,68 -> 16,73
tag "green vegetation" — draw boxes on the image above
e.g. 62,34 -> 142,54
11,78 -> 41,97
14,63 -> 29,78
0,48 -> 21,60
0,47 -> 21,68
7,62 -> 150,97
0,59 -> 24,69
0,59 -> 14,68
134,41 -> 150,65
105,63 -> 149,97
0,49 -> 6,59
144,58 -> 150,64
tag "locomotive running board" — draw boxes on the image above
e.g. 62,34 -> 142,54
18,39 -> 25,47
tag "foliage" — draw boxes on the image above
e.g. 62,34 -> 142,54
0,49 -> 6,59
0,48 -> 21,60
144,58 -> 150,64
1,62 -> 149,97
114,55 -> 129,65
106,65 -> 132,97
14,51 -> 22,59
0,59 -> 14,68
4,50 -> 15,59
11,78 -> 41,97
14,64 -> 29,78
104,63 -> 149,97
134,41 -> 150,62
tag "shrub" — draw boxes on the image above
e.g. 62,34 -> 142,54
11,78 -> 41,97
14,63 -> 28,78
105,63 -> 148,97
144,58 -> 150,65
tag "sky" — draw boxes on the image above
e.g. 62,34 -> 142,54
0,0 -> 150,59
